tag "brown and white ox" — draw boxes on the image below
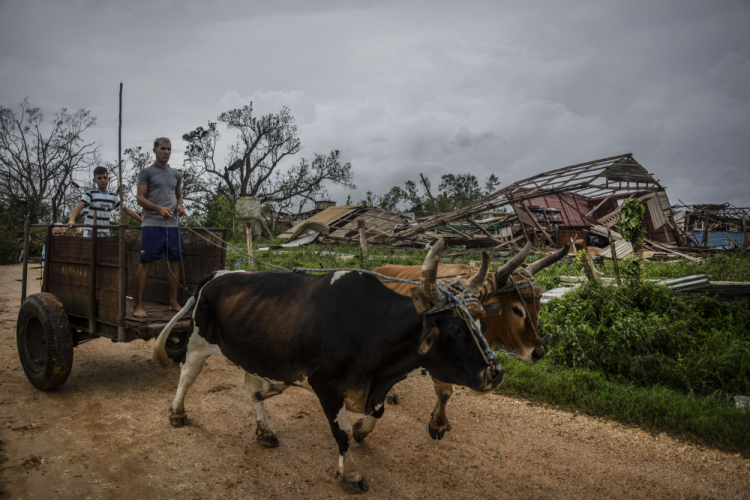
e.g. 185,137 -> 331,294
374,241 -> 570,439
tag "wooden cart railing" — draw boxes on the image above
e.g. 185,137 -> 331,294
22,219 -> 228,342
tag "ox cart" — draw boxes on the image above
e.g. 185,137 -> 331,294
17,221 -> 228,390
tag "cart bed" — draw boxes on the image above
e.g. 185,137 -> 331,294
124,298 -> 193,339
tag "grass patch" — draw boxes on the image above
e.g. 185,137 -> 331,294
499,355 -> 750,455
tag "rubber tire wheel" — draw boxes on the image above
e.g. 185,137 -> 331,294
17,293 -> 74,391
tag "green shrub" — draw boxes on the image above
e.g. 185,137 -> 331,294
540,281 -> 750,395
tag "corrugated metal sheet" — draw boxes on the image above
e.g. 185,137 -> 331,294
602,157 -> 656,183
589,225 -> 623,240
656,273 -> 711,292
656,274 -> 750,298
515,207 -> 536,226
685,231 -> 745,248
646,196 -> 666,229
598,240 -> 634,260
541,286 -> 578,303
512,189 -> 597,227
279,206 -> 361,240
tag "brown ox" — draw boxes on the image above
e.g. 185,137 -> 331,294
375,241 -> 570,439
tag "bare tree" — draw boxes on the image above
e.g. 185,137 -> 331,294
0,98 -> 99,223
182,104 -> 355,211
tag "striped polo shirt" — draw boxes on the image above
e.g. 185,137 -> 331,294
81,189 -> 121,236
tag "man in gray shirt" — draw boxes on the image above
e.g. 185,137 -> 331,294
133,137 -> 187,318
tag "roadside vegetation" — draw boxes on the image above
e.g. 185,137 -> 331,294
228,240 -> 750,454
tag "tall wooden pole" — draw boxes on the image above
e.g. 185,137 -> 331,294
420,173 -> 441,214
358,220 -> 369,270
118,82 -> 127,342
89,213 -> 98,335
702,212 -> 709,248
607,228 -> 620,283
245,221 -> 254,269
21,219 -> 30,304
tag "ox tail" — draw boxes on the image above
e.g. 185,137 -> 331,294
153,295 -> 196,370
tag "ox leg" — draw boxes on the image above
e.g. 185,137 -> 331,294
244,373 -> 288,448
428,379 -> 454,440
386,387 -> 400,405
352,405 -> 385,443
313,387 -> 368,494
169,347 -> 212,427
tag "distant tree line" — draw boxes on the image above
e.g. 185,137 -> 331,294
354,172 -> 500,214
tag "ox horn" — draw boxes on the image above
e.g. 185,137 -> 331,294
525,242 -> 572,276
420,239 -> 445,303
466,251 -> 490,295
495,241 -> 532,286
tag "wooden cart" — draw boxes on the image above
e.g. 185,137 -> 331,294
17,221 -> 228,390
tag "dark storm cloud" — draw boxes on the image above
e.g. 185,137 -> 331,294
1,0 -> 748,208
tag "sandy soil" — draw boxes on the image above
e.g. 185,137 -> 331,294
1,263 -> 749,500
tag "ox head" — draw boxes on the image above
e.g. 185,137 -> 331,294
481,241 -> 571,363
410,239 -> 503,393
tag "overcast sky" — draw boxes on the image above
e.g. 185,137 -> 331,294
1,0 -> 748,209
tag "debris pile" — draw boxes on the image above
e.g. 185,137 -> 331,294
276,153 -> 747,264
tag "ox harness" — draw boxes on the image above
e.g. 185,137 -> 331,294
420,279 -> 499,370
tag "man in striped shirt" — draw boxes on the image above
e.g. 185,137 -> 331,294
67,166 -> 142,236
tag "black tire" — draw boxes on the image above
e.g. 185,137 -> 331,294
16,293 -> 74,390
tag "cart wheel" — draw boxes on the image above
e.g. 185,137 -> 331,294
17,293 -> 74,390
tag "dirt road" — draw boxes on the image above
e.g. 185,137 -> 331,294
1,263 -> 748,499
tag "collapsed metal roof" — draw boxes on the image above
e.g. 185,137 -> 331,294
379,153 -> 678,246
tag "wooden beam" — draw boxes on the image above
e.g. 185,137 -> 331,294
724,232 -> 741,249
118,82 -> 126,342
520,205 -> 556,246
466,217 -> 503,245
443,234 -> 526,257
441,223 -> 474,240
644,238 -> 701,262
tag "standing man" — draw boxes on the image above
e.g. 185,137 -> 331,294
133,137 -> 187,318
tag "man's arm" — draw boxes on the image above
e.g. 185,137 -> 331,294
67,202 -> 85,229
123,206 -> 143,223
137,184 -> 173,219
175,188 -> 186,216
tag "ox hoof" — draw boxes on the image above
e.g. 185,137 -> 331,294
341,478 -> 369,494
170,414 -> 189,427
256,434 -> 280,448
352,421 -> 367,444
428,423 -> 447,440
386,395 -> 400,405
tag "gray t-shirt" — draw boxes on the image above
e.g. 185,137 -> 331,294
137,163 -> 183,227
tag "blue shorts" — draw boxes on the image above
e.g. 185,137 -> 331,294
140,227 -> 187,262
